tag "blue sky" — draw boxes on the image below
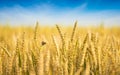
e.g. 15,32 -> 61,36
0,0 -> 120,26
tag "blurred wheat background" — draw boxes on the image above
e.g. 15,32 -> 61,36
0,22 -> 120,75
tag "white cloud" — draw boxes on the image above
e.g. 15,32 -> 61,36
0,3 -> 120,26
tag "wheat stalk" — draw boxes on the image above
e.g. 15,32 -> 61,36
56,25 -> 65,45
34,21 -> 39,40
71,21 -> 77,42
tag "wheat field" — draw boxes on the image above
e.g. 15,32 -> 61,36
0,22 -> 120,75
